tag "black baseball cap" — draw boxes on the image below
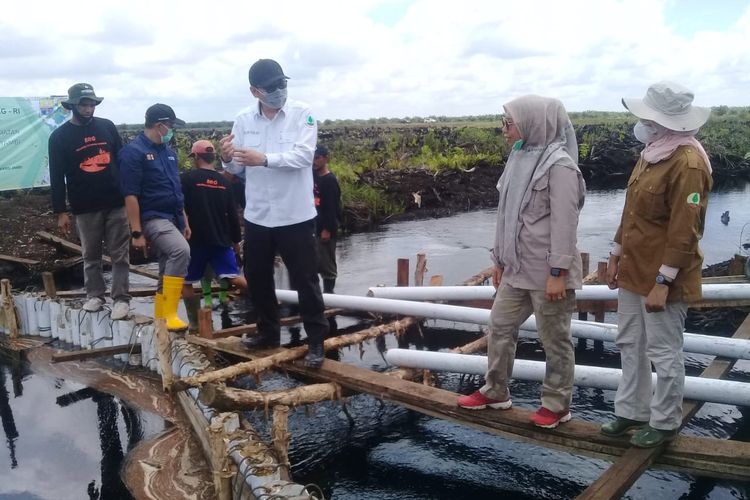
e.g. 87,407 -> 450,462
145,103 -> 186,126
315,145 -> 329,157
248,59 -> 289,88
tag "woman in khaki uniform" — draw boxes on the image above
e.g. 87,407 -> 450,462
602,82 -> 712,447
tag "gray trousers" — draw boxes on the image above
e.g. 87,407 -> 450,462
142,218 -> 190,290
75,206 -> 130,302
614,288 -> 687,430
481,284 -> 576,413
317,237 -> 337,280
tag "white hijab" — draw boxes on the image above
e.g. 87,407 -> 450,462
493,95 -> 583,272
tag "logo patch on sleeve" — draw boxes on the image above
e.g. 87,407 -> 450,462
305,115 -> 315,127
687,192 -> 700,205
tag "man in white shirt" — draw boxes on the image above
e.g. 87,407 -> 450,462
220,58 -> 328,368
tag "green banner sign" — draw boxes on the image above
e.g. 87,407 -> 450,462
0,96 -> 69,191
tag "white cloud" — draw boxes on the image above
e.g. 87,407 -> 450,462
0,0 -> 748,124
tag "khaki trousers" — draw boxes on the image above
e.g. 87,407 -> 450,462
481,284 -> 576,413
614,288 -> 687,430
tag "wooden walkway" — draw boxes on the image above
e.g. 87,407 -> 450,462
186,334 -> 750,483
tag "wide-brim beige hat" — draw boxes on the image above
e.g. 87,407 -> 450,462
622,81 -> 710,131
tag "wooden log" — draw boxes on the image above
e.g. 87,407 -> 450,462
47,284 -> 225,299
0,254 -> 40,266
462,266 -> 495,286
0,279 -> 19,339
199,382 -> 340,411
178,317 -> 418,390
42,272 -> 57,299
575,305 -> 750,500
397,258 -> 409,286
36,230 -> 160,281
52,343 -> 142,363
414,253 -> 427,286
153,319 -> 174,392
271,405 -> 291,472
211,308 -> 344,340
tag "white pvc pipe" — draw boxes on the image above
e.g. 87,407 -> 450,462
78,309 -> 92,349
274,290 -> 750,360
58,302 -> 71,344
140,326 -> 153,368
117,319 -> 137,363
49,300 -> 61,339
37,299 -> 51,338
24,295 -> 38,335
14,296 -> 28,335
368,283 -> 750,302
91,310 -> 111,348
385,348 -> 750,407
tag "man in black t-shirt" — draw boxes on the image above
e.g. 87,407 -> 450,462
313,145 -> 341,294
181,140 -> 247,332
49,83 -> 131,320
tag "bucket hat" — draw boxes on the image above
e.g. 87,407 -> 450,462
622,81 -> 710,131
61,83 -> 103,110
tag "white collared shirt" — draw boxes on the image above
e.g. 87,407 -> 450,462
223,98 -> 318,227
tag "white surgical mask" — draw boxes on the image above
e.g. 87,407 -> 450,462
633,120 -> 664,144
259,87 -> 287,109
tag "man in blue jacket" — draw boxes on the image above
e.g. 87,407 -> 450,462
119,104 -> 191,331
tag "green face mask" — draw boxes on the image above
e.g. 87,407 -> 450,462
160,125 -> 174,144
512,139 -> 524,151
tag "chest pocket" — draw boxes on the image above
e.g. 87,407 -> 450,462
279,131 -> 296,144
632,178 -> 668,220
526,175 -> 550,223
243,131 -> 262,148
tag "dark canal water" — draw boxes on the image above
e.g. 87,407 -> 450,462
2,187 -> 750,499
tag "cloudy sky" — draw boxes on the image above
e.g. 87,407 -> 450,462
1,0 -> 748,125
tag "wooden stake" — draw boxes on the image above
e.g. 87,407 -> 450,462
0,279 -> 19,339
272,405 -> 291,472
41,272 -> 57,299
397,258 -> 409,287
414,253 -> 427,286
208,418 -> 232,500
198,308 -> 213,339
153,319 -> 174,392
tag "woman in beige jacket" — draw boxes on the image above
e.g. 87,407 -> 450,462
458,95 -> 586,429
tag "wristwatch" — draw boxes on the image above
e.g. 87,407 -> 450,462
131,230 -> 143,239
550,267 -> 567,277
655,273 -> 673,286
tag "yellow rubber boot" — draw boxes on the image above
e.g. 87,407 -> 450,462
154,292 -> 165,320
162,275 -> 188,331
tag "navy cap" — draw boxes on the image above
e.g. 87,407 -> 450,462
248,59 -> 289,88
145,103 -> 186,126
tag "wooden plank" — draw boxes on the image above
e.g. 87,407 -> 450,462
36,230 -> 160,281
52,343 -> 142,363
414,253 -> 427,286
47,284 -> 227,299
0,253 -> 40,266
575,310 -> 750,499
184,335 -> 750,480
211,308 -> 344,339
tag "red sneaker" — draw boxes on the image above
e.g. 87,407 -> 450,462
531,407 -> 571,428
457,390 -> 512,410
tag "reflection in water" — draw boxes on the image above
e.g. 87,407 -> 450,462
0,366 -> 19,469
